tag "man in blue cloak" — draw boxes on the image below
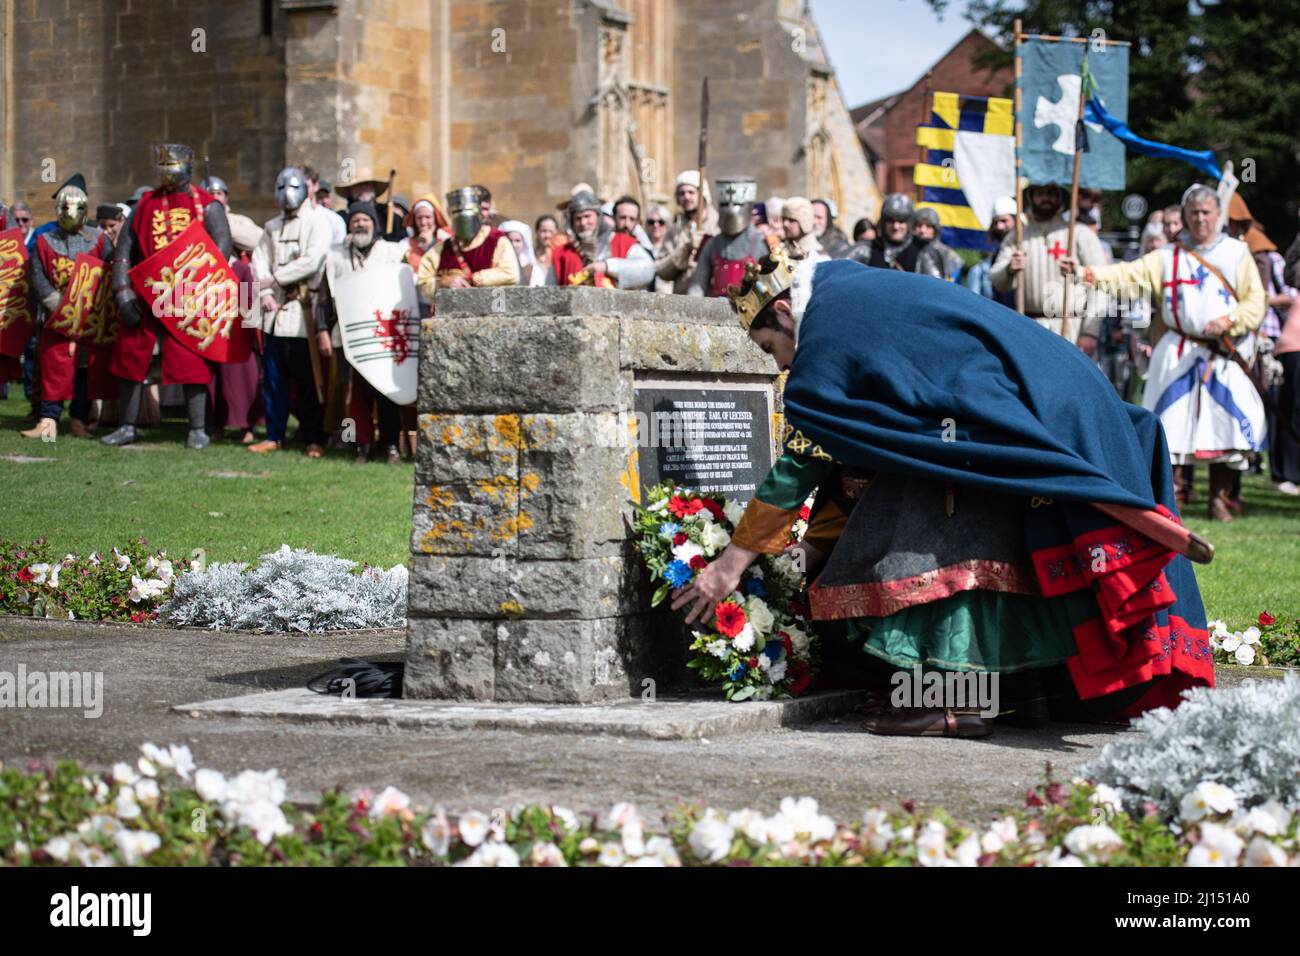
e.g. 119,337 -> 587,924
671,251 -> 1215,738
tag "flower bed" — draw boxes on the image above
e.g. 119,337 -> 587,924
1,538 -> 175,623
1210,612 -> 1300,668
2,742 -> 1295,867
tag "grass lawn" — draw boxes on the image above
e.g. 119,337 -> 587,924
1,391 -> 1296,629
0,392 -> 414,568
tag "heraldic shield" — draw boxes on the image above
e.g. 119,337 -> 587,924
329,262 -> 421,405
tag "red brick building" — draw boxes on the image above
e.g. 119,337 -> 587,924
851,28 -> 1012,198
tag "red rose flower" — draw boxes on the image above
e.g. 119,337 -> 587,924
798,504 -> 811,521
788,660 -> 811,695
16,567 -> 33,583
780,633 -> 794,657
689,555 -> 707,570
701,499 -> 725,522
747,657 -> 759,669
673,532 -> 688,546
1259,610 -> 1276,626
714,601 -> 747,638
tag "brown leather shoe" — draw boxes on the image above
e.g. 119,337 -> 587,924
305,443 -> 324,459
19,417 -> 57,440
1209,493 -> 1234,522
247,439 -> 282,453
68,418 -> 93,438
864,707 -> 993,738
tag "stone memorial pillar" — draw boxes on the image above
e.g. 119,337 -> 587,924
405,287 -> 780,703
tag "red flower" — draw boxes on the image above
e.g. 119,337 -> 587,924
780,633 -> 794,657
788,599 -> 808,618
1024,788 -> 1045,808
682,498 -> 705,516
16,567 -> 33,583
714,601 -> 747,638
747,657 -> 759,669
673,532 -> 688,546
798,504 -> 811,521
667,496 -> 691,518
701,499 -> 725,522
689,555 -> 707,570
1259,610 -> 1276,626
788,660 -> 811,695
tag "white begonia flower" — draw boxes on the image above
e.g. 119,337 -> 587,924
954,833 -> 981,867
88,552 -> 101,566
137,756 -> 157,778
723,500 -> 746,526
915,821 -> 950,867
1221,634 -> 1241,653
111,762 -> 140,786
145,555 -> 158,573
157,560 -> 175,586
369,786 -> 411,818
458,810 -> 490,848
1207,619 -> 1228,637
1063,824 -> 1124,862
624,855 -> 665,866
727,809 -> 769,845
731,623 -> 755,653
745,597 -> 775,634
598,842 -> 626,867
863,810 -> 895,854
687,810 -> 735,863
460,842 -> 520,867
114,789 -> 141,820
1256,801 -> 1292,834
114,829 -> 162,866
81,814 -> 121,836
194,768 -> 227,803
1241,626 -> 1261,645
1234,644 -> 1256,666
140,743 -> 195,781
1188,822 -> 1243,867
1243,837 -> 1288,867
44,836 -> 76,862
551,806 -> 579,834
113,549 -> 131,572
670,539 -> 704,566
700,521 -> 731,556
1180,781 -> 1238,822
644,835 -> 681,866
421,811 -> 452,856
1045,846 -> 1084,867
1090,784 -> 1125,816
27,563 -> 50,584
76,844 -> 115,867
133,779 -> 160,804
48,565 -> 60,588
530,842 -> 567,866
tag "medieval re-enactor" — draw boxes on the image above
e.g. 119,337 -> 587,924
20,175 -> 115,441
1062,184 -> 1267,521
416,187 -> 519,299
249,167 -> 332,458
687,177 -> 773,297
863,193 -> 944,277
547,190 -> 655,289
672,251 -> 1214,738
103,144 -> 232,450
317,200 -> 410,464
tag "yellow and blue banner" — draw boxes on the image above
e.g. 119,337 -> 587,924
915,92 -> 1016,250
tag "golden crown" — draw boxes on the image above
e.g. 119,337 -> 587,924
727,244 -> 797,330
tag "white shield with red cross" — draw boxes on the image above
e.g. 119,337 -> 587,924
329,261 -> 421,405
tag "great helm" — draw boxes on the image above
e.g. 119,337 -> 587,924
727,245 -> 797,331
446,186 -> 484,245
154,143 -> 194,188
716,176 -> 758,237
274,167 -> 309,212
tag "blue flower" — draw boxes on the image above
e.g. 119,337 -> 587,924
658,522 -> 681,540
728,662 -> 747,681
764,640 -> 783,661
744,576 -> 767,598
663,560 -> 693,588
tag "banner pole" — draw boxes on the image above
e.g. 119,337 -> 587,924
1062,54 -> 1088,332
1013,18 -> 1025,315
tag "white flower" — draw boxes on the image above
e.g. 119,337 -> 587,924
137,756 -> 157,778
915,821 -> 950,867
1234,644 -> 1256,666
598,842 -> 626,867
530,842 -> 568,866
551,806 -> 579,834
1090,784 -> 1125,816
28,563 -> 49,584
1243,836 -> 1288,867
732,623 -> 755,653
728,808 -> 770,845
113,549 -> 131,572
140,743 -> 194,781
88,552 -> 102,566
1180,781 -> 1238,822
954,833 -> 981,867
777,796 -> 836,843
700,522 -> 731,556
1188,822 -> 1243,866
706,639 -> 729,659
43,836 -> 75,862
133,779 -> 160,804
754,684 -> 774,700
723,500 -> 746,526
670,539 -> 704,566
1241,626 -> 1261,645
862,809 -> 895,853
1063,824 -> 1124,862
644,835 -> 681,866
648,497 -> 670,513
980,816 -> 1018,856
421,810 -> 451,856
49,564 -> 60,588
687,810 -> 734,863
369,786 -> 411,818
194,768 -> 227,803
624,855 -> 665,866
145,555 -> 158,574
1254,800 -> 1292,834
1221,634 -> 1242,653
111,762 -> 140,786
114,789 -> 141,820
114,829 -> 162,865
460,842 -> 520,867
80,814 -> 122,836
1208,619 -> 1229,638
458,810 -> 490,848
784,625 -> 811,657
767,660 -> 788,684
76,844 -> 115,867
1045,846 -> 1084,867
157,560 -> 175,586
237,801 -> 293,846
744,597 -> 775,634
129,576 -> 168,604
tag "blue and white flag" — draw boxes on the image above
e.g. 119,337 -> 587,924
1084,97 -> 1221,180
1019,38 -> 1129,190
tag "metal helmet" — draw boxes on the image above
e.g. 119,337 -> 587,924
881,192 -> 914,223
716,177 -> 757,236
155,143 -> 194,188
53,174 -> 89,232
566,189 -> 602,226
912,206 -> 941,229
447,187 -> 484,245
201,175 -> 228,195
274,167 -> 309,212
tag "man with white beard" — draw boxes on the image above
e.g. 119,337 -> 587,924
547,190 -> 655,289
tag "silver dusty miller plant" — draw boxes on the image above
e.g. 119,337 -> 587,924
1084,675 -> 1300,819
163,545 -> 407,632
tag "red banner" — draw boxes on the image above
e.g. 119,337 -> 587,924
47,253 -> 119,345
0,228 -> 34,358
128,219 -> 251,364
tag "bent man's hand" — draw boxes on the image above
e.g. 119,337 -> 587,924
1203,316 -> 1230,337
1058,256 -> 1078,277
670,543 -> 758,626
1008,249 -> 1026,274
